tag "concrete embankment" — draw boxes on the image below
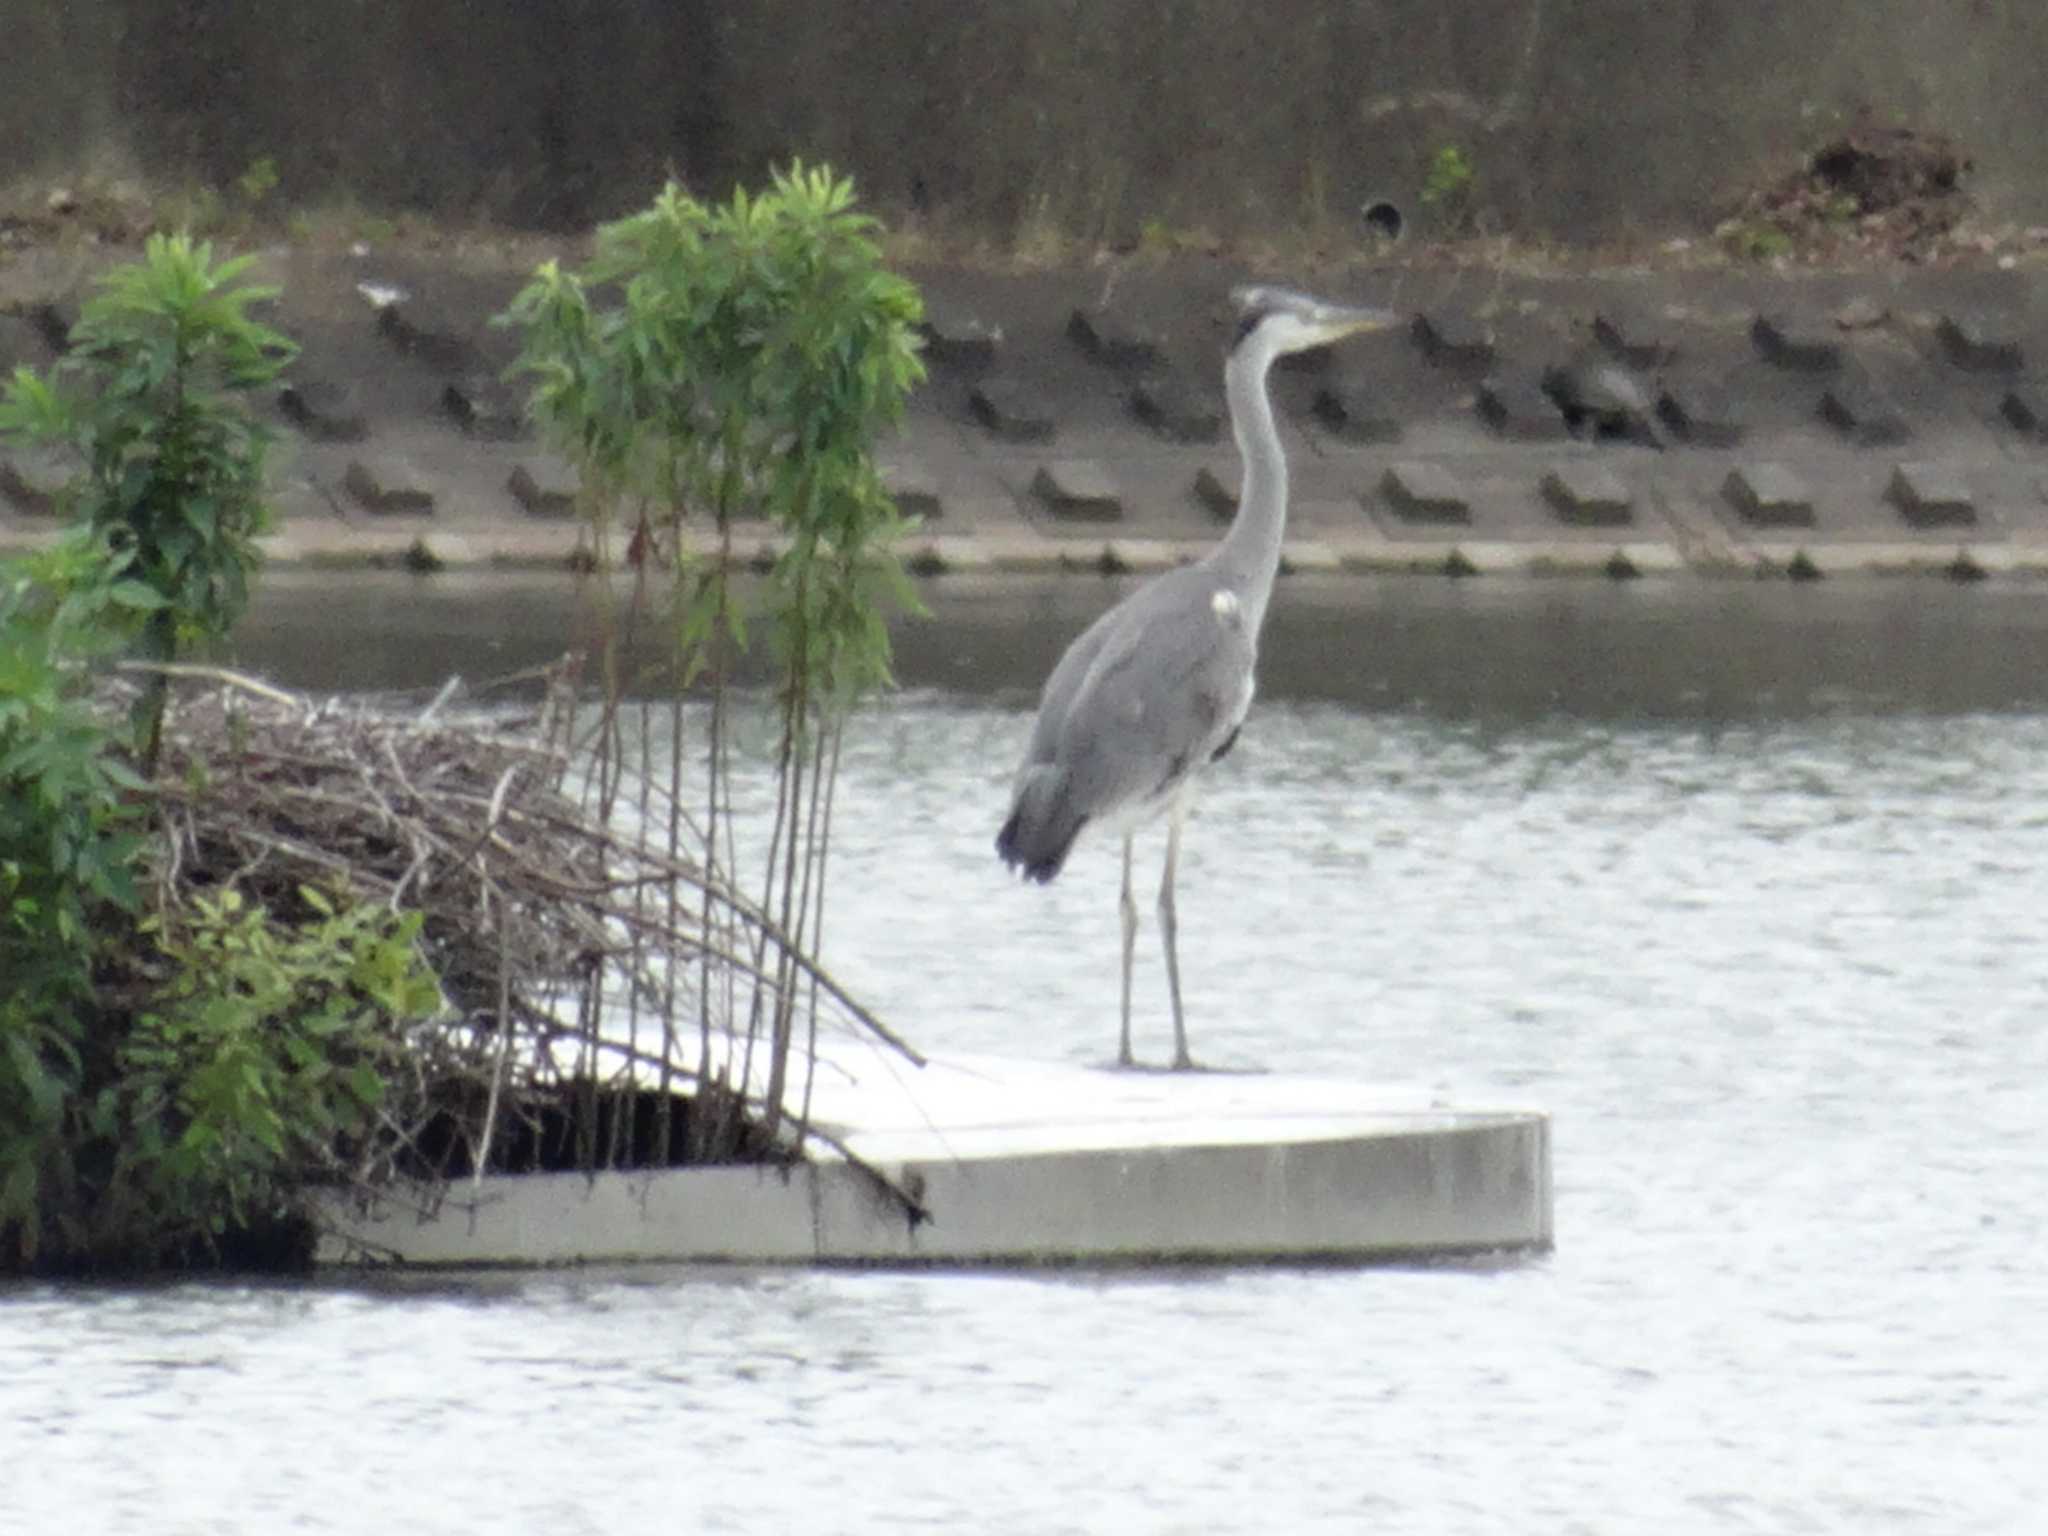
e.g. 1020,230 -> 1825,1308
6,245 -> 2048,581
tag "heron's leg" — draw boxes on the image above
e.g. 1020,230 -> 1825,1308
1117,834 -> 1139,1067
1159,803 -> 1192,1070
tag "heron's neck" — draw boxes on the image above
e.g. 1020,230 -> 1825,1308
1213,341 -> 1287,635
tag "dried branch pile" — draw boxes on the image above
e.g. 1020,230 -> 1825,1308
125,661 -> 921,1213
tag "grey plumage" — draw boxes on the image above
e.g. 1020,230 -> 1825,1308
997,286 -> 1398,1068
996,560 -> 1252,882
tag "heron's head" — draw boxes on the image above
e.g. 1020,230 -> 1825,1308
1229,285 -> 1400,360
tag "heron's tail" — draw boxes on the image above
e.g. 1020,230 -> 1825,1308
997,765 -> 1086,884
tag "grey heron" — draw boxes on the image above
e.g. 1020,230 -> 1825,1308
996,286 -> 1400,1068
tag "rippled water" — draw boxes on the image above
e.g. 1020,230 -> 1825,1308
6,579 -> 2048,1532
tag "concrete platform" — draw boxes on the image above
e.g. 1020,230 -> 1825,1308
315,1052 -> 1552,1268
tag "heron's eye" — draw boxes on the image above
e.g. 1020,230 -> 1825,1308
1232,310 -> 1263,350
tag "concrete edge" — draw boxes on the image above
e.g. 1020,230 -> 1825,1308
314,1112 -> 1553,1269
4,523 -> 2039,582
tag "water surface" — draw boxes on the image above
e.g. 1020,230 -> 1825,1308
6,576 -> 2046,1533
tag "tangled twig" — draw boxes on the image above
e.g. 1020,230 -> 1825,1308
115,658 -> 925,1227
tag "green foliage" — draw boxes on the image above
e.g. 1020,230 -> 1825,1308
0,539 -> 152,964
504,164 -> 926,1141
0,238 -> 443,1273
1720,217 -> 1795,262
236,156 -> 280,208
0,536 -> 155,1261
0,231 -> 297,770
1421,144 -> 1478,235
111,886 -> 441,1248
506,163 -> 926,700
1422,144 -> 1476,205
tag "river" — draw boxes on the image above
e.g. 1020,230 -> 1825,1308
5,573 -> 2045,1533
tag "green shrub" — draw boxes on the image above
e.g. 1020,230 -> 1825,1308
109,886 -> 442,1254
0,237 -> 450,1273
0,537 -> 156,1264
504,164 -> 926,1143
0,231 -> 296,772
1421,144 -> 1478,235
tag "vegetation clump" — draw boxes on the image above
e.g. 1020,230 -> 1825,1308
0,234 -> 432,1272
503,162 -> 928,1147
0,169 -> 930,1275
1719,119 -> 1973,263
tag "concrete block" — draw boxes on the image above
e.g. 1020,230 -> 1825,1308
0,454 -> 67,518
1592,307 -> 1677,369
1098,538 -> 1183,574
1656,379 -> 1749,448
912,536 -> 996,574
1409,311 -> 1495,371
1378,461 -> 1471,524
1275,340 -> 1337,376
1278,539 -> 1342,574
1886,462 -> 1976,527
1751,312 -> 1842,373
968,376 -> 1057,443
342,458 -> 436,516
881,457 -> 943,520
1067,306 -> 1161,372
1937,313 -> 2023,374
1540,463 -> 1634,526
1030,459 -> 1122,521
919,305 -> 1002,371
1312,378 -> 1402,443
1723,462 -> 1815,528
1192,464 -> 1238,521
1128,371 -> 1223,444
375,303 -> 476,373
442,376 -> 527,441
1477,373 -> 1570,442
1999,383 -> 2047,438
506,460 -> 578,519
1819,376 -> 1909,445
277,380 -> 370,443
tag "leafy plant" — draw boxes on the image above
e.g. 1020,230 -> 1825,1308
1421,144 -> 1479,235
1719,216 -> 1795,262
0,231 -> 297,773
0,238 -> 450,1273
0,535 -> 156,1263
110,885 -> 442,1250
236,156 -> 280,208
504,164 -> 926,1147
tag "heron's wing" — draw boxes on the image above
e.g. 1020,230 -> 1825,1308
1047,572 -> 1256,821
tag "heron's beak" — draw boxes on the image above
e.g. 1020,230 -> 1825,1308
1316,305 -> 1402,345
